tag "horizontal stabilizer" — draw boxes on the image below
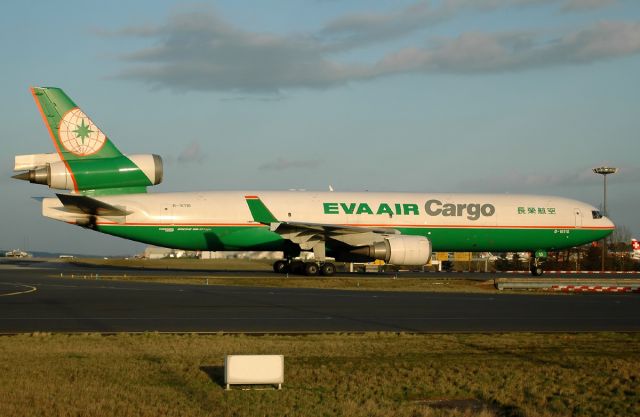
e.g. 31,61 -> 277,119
55,193 -> 129,217
14,153 -> 61,171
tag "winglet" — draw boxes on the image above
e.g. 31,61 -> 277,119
245,195 -> 278,224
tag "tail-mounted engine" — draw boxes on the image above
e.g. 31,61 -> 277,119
13,153 -> 163,192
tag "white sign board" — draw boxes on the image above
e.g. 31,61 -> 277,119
225,355 -> 284,390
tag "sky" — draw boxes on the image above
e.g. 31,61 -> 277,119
1,0 -> 639,255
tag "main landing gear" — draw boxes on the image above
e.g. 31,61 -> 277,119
272,260 -> 336,277
530,250 -> 547,276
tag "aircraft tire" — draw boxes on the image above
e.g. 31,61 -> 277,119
290,260 -> 305,275
304,262 -> 319,276
320,263 -> 336,277
530,265 -> 544,276
273,260 -> 288,274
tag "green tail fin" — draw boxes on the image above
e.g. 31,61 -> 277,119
29,87 -> 157,195
31,87 -> 123,160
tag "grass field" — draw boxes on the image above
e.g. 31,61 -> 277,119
69,257 -> 276,271
1,332 -> 638,417
61,258 -> 502,293
60,273 -> 499,293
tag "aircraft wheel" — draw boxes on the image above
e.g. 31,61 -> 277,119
530,264 -> 544,276
273,260 -> 288,274
304,262 -> 319,276
320,263 -> 336,277
289,260 -> 305,275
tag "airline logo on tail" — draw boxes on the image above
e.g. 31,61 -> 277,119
58,108 -> 106,156
632,239 -> 640,251
31,86 -> 124,161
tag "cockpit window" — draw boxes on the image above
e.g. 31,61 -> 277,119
592,210 -> 603,219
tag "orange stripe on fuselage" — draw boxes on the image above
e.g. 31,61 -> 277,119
30,87 -> 78,192
93,222 -> 613,231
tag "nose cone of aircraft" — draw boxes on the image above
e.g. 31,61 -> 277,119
603,216 -> 615,234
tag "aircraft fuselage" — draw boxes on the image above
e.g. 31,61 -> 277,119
43,190 -> 614,252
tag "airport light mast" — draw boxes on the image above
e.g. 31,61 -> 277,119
592,166 -> 617,271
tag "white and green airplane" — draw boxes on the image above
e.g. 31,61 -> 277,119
13,87 -> 615,276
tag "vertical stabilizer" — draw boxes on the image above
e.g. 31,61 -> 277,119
31,87 -> 123,161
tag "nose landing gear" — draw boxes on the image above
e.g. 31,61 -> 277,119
530,249 -> 547,276
530,263 -> 544,276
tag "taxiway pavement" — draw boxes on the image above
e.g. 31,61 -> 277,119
1,261 -> 638,333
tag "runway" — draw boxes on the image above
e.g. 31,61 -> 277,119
1,261 -> 638,333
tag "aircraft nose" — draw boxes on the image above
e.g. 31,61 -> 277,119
603,216 -> 615,231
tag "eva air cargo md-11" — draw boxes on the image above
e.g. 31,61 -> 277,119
13,87 -> 615,276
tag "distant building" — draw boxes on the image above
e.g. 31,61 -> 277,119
198,251 -> 227,260
142,247 -> 293,261
142,246 -> 195,259
143,246 -> 171,259
142,246 -> 197,259
5,249 -> 31,258
198,251 -> 284,260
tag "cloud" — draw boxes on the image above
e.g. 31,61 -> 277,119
258,157 -> 323,171
318,1 -> 443,50
111,3 -> 640,93
177,141 -> 206,164
377,21 -> 640,73
114,8 -> 371,93
220,94 -> 287,102
562,0 -> 617,12
319,0 -> 558,50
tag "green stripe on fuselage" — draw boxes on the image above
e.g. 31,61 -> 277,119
395,227 -> 611,251
96,224 -> 612,252
97,225 -> 284,251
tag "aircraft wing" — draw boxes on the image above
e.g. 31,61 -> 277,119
56,193 -> 130,217
275,221 -> 398,235
244,195 -> 398,251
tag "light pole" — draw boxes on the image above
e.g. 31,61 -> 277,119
592,166 -> 617,271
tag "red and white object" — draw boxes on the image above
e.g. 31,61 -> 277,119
551,285 -> 640,293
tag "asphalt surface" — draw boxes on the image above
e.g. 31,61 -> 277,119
0,260 -> 638,333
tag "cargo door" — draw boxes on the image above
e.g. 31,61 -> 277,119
574,208 -> 582,228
